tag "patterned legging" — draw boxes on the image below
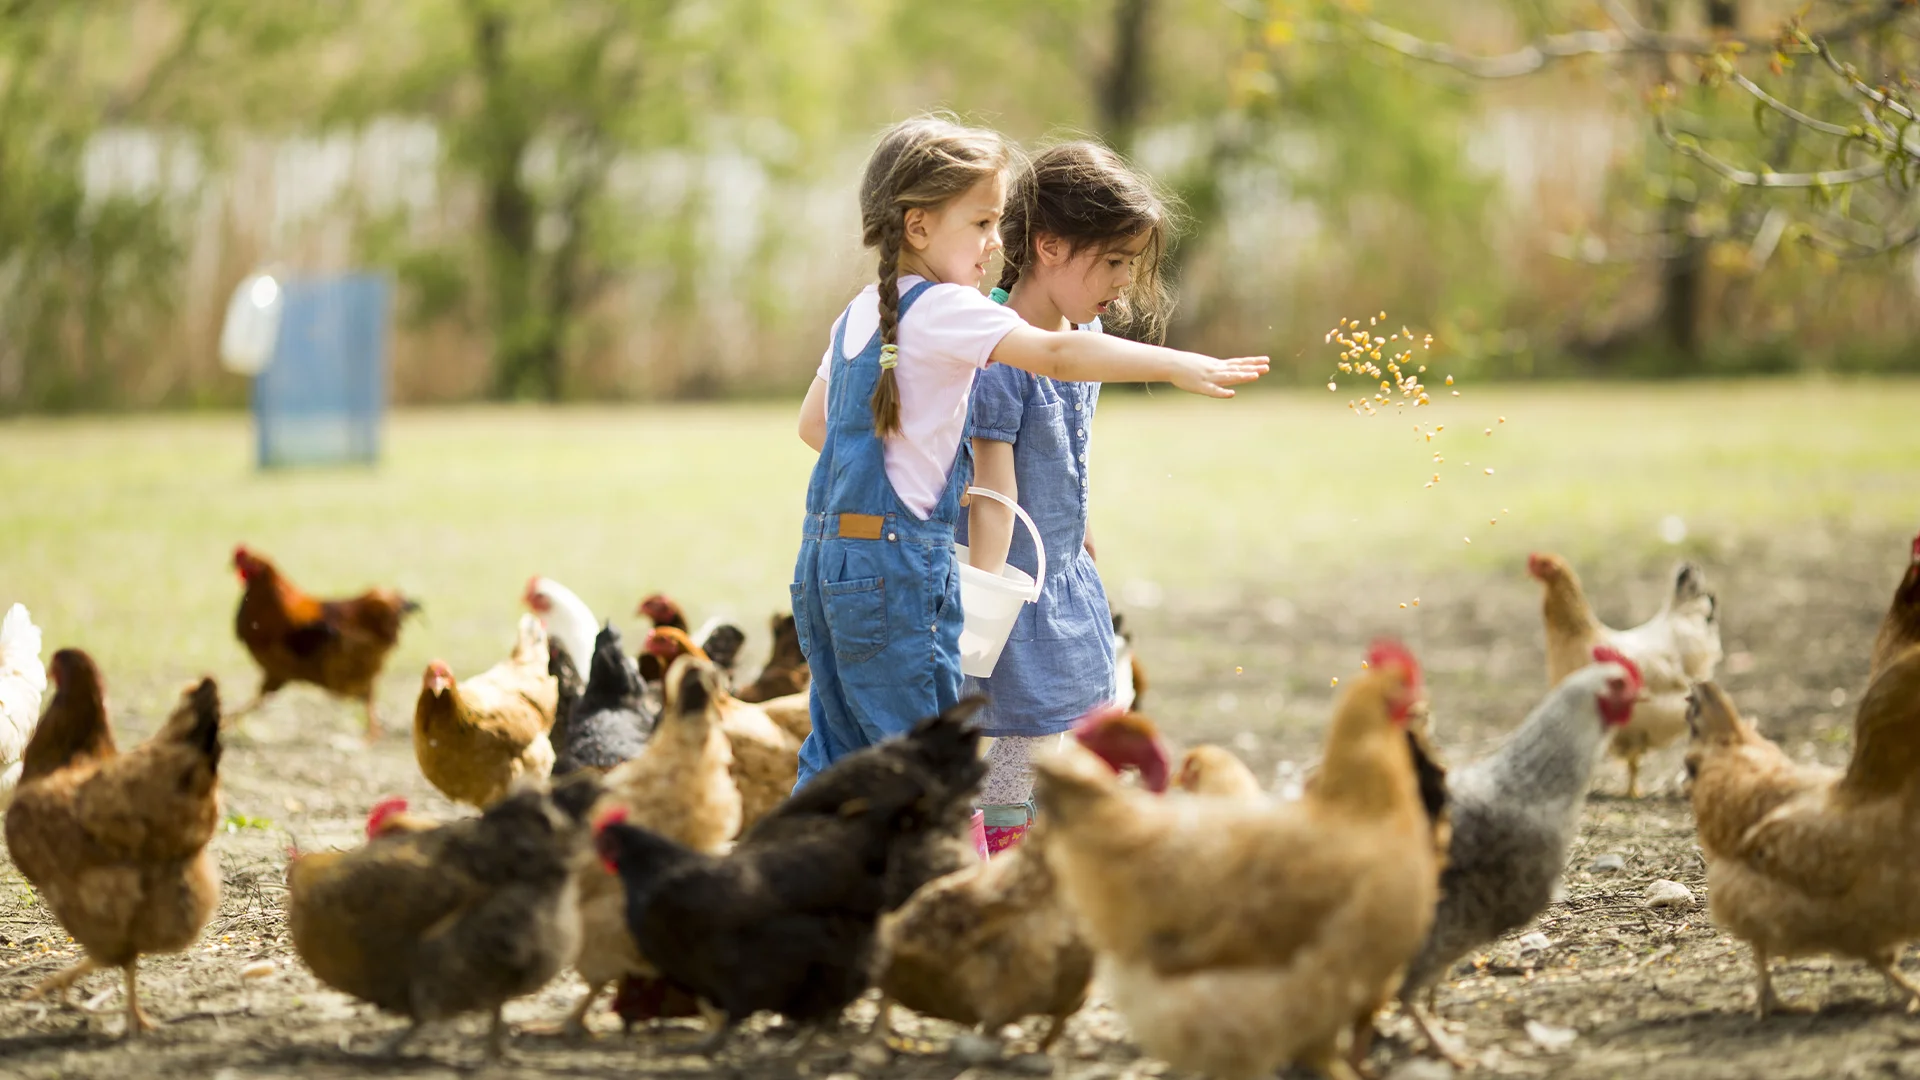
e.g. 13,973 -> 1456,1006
978,734 -> 1067,806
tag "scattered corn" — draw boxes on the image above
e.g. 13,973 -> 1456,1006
1330,677 -> 1339,687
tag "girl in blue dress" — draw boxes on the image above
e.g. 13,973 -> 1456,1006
964,142 -> 1177,852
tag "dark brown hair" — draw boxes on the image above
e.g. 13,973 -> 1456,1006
997,141 -> 1176,344
859,116 -> 1012,437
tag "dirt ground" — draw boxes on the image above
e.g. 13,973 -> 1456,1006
2,524 -> 1915,1080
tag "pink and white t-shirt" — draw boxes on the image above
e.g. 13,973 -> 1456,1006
816,276 -> 1026,519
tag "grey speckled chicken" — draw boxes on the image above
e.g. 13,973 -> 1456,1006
1396,649 -> 1642,1065
552,623 -> 655,776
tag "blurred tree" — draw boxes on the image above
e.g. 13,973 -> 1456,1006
1333,0 -> 1920,364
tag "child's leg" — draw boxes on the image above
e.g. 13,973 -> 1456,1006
978,734 -> 1065,853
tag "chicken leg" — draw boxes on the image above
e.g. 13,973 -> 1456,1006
363,692 -> 383,742
1623,754 -> 1643,799
124,963 -> 157,1036
24,956 -> 99,1006
1753,946 -> 1785,1017
562,980 -> 608,1037
486,1005 -> 510,1061
1404,997 -> 1471,1068
1871,952 -> 1920,1013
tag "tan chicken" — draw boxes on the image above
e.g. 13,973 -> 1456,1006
1175,745 -> 1264,798
875,707 -> 1174,1051
4,655 -> 224,1037
413,614 -> 559,809
563,655 -> 742,1035
1528,553 -> 1721,797
758,691 -> 813,743
643,627 -> 798,828
1687,650 -> 1920,1016
1032,643 -> 1438,1080
286,775 -> 603,1059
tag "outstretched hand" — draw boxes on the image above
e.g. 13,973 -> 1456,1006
1173,354 -> 1269,398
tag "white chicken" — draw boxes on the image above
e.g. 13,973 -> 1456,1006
0,603 -> 48,806
1527,554 -> 1722,797
523,576 -> 599,672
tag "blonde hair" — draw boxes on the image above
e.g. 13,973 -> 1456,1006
858,116 -> 1012,437
997,140 -> 1177,344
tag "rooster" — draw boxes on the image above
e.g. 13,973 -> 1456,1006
232,546 -> 421,738
1034,644 -> 1438,1080
0,603 -> 46,806
1528,553 -> 1721,797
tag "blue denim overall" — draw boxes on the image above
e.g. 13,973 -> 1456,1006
790,281 -> 973,787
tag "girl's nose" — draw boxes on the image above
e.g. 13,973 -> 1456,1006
986,231 -> 1005,256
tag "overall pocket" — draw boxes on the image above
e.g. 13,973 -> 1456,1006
822,576 -> 889,664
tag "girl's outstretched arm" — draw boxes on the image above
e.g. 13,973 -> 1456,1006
967,439 -> 1018,574
989,325 -> 1268,397
798,377 -> 828,451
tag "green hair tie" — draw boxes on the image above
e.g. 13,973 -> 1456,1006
879,343 -> 899,370
989,287 -> 1010,305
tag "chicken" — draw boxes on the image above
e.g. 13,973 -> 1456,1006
644,626 -> 799,829
232,546 -> 421,738
1528,553 -> 1721,797
4,656 -> 223,1037
551,623 -> 655,777
364,795 -> 439,839
1395,648 -> 1642,1064
736,613 -> 810,704
758,692 -> 814,743
696,620 -> 748,681
636,593 -> 690,685
1032,642 -> 1438,1080
874,707 -> 1171,1051
563,655 -> 741,1035
1175,745 -> 1263,798
525,575 -> 600,675
1686,641 -> 1920,1017
413,614 -> 559,809
593,699 -> 988,1053
286,774 -> 603,1059
1871,530 -> 1920,679
0,603 -> 47,806
550,641 -> 584,744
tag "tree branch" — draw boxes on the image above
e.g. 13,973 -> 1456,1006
1802,30 -> 1919,124
1731,73 -> 1855,138
1656,114 -> 1888,186
1343,0 -> 1917,79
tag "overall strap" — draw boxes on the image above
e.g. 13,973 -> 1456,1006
894,279 -> 937,323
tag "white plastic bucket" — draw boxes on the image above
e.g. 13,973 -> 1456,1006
952,487 -> 1047,678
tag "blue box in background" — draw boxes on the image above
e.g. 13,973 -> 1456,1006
252,274 -> 390,469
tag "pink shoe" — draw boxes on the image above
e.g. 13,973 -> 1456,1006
984,821 -> 1029,854
969,810 -> 989,861
978,802 -> 1034,856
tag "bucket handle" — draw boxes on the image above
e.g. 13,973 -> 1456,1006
965,487 -> 1047,603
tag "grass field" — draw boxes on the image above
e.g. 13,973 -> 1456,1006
4,378 -> 1916,712
3,379 -> 1920,1078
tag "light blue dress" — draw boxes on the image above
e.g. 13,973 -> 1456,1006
959,340 -> 1117,739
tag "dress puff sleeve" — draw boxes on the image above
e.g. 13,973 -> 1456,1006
969,361 -> 1030,445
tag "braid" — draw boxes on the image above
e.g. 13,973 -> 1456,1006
869,210 -> 906,438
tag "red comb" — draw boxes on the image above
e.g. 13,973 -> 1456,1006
1591,646 -> 1643,692
1909,532 -> 1919,563
1366,639 -> 1421,681
594,806 -> 630,834
365,796 -> 409,839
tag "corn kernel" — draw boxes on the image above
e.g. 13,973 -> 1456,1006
1399,602 -> 1408,609
1484,467 -> 1494,475
1330,677 -> 1339,687
1328,382 -> 1337,391
1484,428 -> 1492,436
1464,536 -> 1472,544
1411,598 -> 1420,606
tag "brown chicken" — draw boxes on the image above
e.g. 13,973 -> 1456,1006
4,654 -> 223,1037
232,546 -> 420,738
563,655 -> 742,1035
1871,531 -> 1920,679
644,627 -> 799,828
1687,644 -> 1920,1016
735,613 -> 810,704
1175,745 -> 1264,798
286,774 -> 602,1059
1529,553 -> 1721,797
875,707 -> 1172,1051
635,594 -> 689,685
413,614 -> 559,809
1033,643 -> 1438,1080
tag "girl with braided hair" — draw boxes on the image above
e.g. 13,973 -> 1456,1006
791,117 -> 1266,787
962,141 -> 1175,853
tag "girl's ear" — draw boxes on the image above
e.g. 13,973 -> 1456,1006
1034,232 -> 1070,268
903,206 -> 933,252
